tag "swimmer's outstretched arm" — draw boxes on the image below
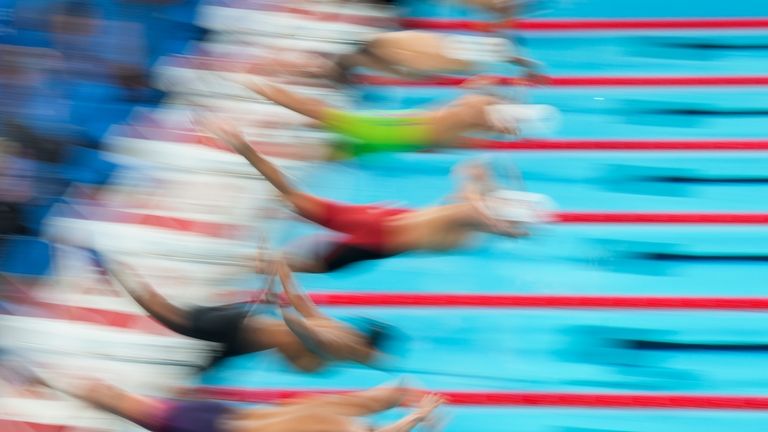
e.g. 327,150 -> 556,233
235,77 -> 331,121
301,381 -> 414,415
2,358 -> 163,429
61,379 -> 166,429
310,385 -> 443,431
277,290 -> 373,362
338,48 -> 426,81
276,259 -> 324,318
202,117 -> 330,220
100,258 -> 205,339
375,394 -> 444,432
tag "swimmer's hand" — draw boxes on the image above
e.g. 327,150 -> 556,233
414,393 -> 445,421
461,74 -> 503,89
199,116 -> 252,154
227,74 -> 271,95
521,70 -> 550,86
496,223 -> 530,238
454,160 -> 492,183
374,391 -> 445,432
466,191 -> 529,237
262,259 -> 282,305
491,119 -> 521,137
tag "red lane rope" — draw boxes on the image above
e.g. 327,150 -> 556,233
552,76 -> 768,86
301,293 -> 768,310
554,212 -> 768,224
196,387 -> 768,409
358,75 -> 768,87
30,293 -> 768,339
400,17 -> 768,32
465,138 -> 768,151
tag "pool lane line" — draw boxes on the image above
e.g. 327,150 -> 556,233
358,75 -> 768,87
554,212 -> 768,224
400,17 -> 768,32
196,386 -> 768,408
465,138 -> 768,150
23,291 -> 768,341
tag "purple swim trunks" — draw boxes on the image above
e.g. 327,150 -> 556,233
154,399 -> 234,432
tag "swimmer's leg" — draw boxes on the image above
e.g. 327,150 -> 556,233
5,360 -> 167,432
335,46 -> 409,81
279,236 -> 341,274
204,120 -> 332,220
104,261 -> 195,337
281,232 -> 394,273
284,254 -> 328,274
70,380 -> 168,430
238,79 -> 331,122
105,261 -> 258,366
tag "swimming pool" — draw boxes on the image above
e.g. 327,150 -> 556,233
179,1 -> 768,431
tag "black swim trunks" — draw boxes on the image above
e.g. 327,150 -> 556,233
182,302 -> 258,369
322,242 -> 396,272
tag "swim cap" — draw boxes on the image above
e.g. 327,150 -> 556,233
485,104 -> 561,135
341,316 -> 399,354
443,35 -> 513,62
483,189 -> 555,224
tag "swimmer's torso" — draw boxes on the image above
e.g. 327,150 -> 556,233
240,318 -> 323,371
426,94 -> 501,143
386,203 -> 476,251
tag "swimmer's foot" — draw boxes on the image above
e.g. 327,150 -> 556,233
0,352 -> 87,397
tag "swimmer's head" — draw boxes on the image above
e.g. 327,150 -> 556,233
483,189 -> 555,224
485,104 -> 561,136
343,317 -> 400,356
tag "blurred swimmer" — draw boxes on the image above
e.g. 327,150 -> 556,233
2,358 -> 445,432
99,257 -> 400,371
228,75 -> 558,158
326,31 -> 546,84
256,31 -> 544,84
202,117 -> 553,273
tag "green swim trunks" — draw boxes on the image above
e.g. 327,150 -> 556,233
323,109 -> 433,158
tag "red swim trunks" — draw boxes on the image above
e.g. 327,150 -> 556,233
294,195 -> 413,271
